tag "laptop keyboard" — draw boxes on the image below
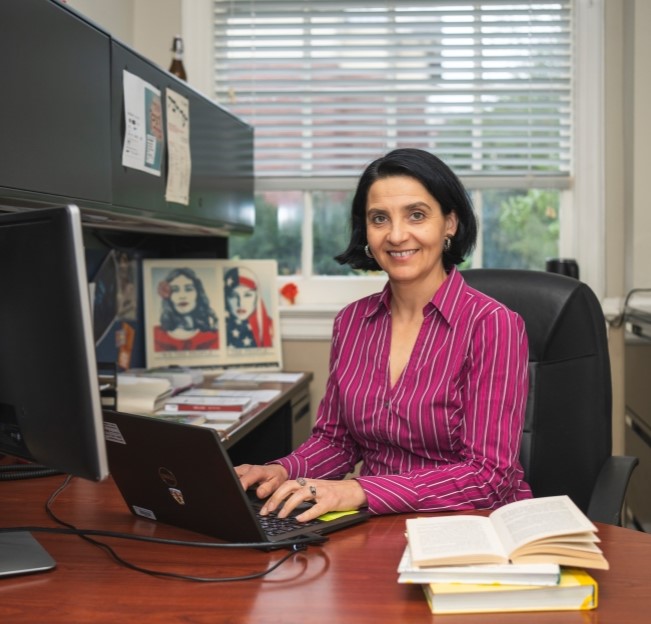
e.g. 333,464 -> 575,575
256,511 -> 321,536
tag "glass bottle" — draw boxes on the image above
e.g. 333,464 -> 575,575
169,35 -> 187,81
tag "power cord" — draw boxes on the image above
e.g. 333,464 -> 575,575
0,463 -> 62,480
1,475 -> 327,582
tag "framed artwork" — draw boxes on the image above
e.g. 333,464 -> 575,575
142,259 -> 282,370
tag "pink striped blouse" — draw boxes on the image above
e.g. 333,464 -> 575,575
275,268 -> 532,515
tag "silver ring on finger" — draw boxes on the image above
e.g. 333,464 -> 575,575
309,485 -> 317,498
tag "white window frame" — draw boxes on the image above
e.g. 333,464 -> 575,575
182,0 -> 605,340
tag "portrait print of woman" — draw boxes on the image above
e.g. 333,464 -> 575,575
224,266 -> 274,349
154,267 -> 219,352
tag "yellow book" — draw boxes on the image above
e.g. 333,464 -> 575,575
422,567 -> 598,615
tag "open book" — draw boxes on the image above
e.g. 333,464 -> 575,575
397,545 -> 561,586
406,495 -> 609,570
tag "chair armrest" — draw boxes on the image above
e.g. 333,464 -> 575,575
587,455 -> 639,526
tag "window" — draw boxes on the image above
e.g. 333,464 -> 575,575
214,0 -> 572,178
203,0 -> 604,333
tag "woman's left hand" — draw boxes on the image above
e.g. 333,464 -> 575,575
259,477 -> 368,523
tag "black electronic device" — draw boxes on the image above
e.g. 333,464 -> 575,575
0,205 -> 109,578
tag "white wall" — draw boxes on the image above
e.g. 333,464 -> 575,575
603,0 -> 651,454
66,0 -> 182,74
629,0 -> 651,290
66,0 -> 213,94
65,0 -> 135,44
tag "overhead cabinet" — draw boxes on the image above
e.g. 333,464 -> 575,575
0,0 -> 254,235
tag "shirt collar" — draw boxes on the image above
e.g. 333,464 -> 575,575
428,267 -> 464,326
364,266 -> 464,326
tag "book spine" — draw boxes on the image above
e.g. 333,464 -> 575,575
164,403 -> 246,412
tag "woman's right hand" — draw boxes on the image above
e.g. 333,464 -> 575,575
234,463 -> 288,500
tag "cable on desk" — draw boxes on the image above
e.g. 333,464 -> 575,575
1,475 -> 325,582
0,525 -> 308,582
0,463 -> 62,480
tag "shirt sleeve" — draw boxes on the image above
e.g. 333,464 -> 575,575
357,306 -> 530,515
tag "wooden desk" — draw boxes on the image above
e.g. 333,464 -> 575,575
1,476 -> 651,623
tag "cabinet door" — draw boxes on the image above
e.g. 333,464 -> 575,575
110,42 -> 254,233
625,413 -> 651,532
625,340 -> 651,532
0,0 -> 112,205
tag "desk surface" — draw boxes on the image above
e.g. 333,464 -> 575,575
2,476 -> 651,624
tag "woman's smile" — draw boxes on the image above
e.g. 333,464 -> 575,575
387,249 -> 418,259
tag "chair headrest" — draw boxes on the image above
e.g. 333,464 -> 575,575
462,269 -> 605,362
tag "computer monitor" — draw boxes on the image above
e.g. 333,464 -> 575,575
0,205 -> 109,577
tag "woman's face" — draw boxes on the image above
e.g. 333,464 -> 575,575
365,175 -> 458,288
227,285 -> 257,321
168,274 -> 197,315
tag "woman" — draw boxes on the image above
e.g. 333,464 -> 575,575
224,266 -> 274,349
236,148 -> 531,521
154,267 -> 219,351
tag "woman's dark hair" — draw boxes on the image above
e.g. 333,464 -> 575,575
159,267 -> 218,332
335,148 -> 477,271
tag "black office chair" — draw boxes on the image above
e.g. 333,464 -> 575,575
462,269 -> 638,526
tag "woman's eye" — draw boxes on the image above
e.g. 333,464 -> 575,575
370,214 -> 387,224
410,211 -> 425,221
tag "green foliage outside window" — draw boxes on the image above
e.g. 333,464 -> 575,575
228,194 -> 302,276
483,189 -> 560,270
312,191 -> 355,276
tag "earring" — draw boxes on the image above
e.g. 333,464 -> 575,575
364,244 -> 374,258
443,236 -> 452,252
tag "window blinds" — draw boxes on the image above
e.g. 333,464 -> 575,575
213,1 -> 572,179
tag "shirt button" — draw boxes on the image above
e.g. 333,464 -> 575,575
384,401 -> 390,408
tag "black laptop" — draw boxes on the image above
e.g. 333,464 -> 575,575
102,410 -> 368,547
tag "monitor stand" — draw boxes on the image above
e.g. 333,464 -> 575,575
0,532 -> 56,578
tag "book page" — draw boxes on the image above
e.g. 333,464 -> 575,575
406,515 -> 508,566
490,496 -> 597,555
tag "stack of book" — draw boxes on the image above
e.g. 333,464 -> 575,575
115,367 -> 204,416
156,388 -> 258,432
125,366 -> 204,394
399,495 -> 606,615
115,374 -> 174,415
